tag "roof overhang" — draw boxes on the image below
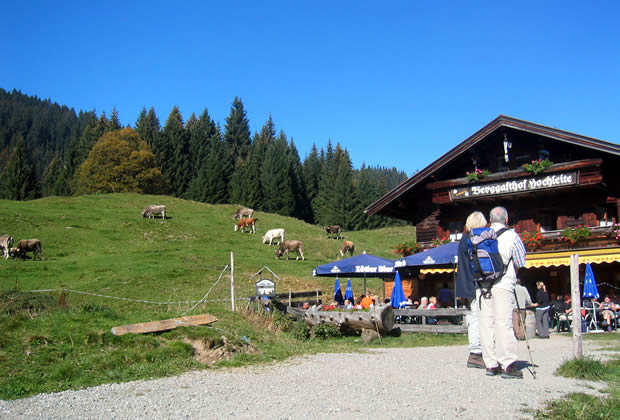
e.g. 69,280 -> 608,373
365,115 -> 620,221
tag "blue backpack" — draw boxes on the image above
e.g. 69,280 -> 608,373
467,227 -> 510,296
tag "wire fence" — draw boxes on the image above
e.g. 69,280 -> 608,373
26,264 -> 251,312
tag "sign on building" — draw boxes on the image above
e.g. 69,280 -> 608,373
450,171 -> 578,201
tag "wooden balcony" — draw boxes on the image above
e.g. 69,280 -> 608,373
418,225 -> 619,253
523,225 -> 619,253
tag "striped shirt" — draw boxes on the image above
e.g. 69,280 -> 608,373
491,223 -> 527,292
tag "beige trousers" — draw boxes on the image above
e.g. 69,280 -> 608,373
477,286 -> 519,369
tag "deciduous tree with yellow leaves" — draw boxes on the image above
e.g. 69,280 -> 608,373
74,128 -> 168,195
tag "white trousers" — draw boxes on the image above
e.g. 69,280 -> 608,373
466,300 -> 481,354
477,286 -> 519,368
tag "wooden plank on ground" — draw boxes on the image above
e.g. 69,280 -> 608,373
111,314 -> 218,336
398,324 -> 467,334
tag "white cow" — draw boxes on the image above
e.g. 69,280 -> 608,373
142,205 -> 166,219
0,235 -> 14,260
262,228 -> 285,246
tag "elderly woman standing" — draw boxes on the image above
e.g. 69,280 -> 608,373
456,211 -> 488,369
533,281 -> 551,338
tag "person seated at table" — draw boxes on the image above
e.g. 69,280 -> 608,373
438,283 -> 454,308
427,296 -> 438,309
418,296 -> 429,309
344,299 -> 354,310
600,295 -> 617,332
360,294 -> 373,309
426,296 -> 438,325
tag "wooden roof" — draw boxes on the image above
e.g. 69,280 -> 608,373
365,115 -> 620,222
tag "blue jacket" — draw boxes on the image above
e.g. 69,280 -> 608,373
456,234 -> 475,299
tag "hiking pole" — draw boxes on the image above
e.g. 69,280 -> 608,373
514,289 -> 537,379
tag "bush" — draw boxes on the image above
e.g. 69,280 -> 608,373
0,291 -> 56,315
311,323 -> 342,339
290,320 -> 311,340
271,309 -> 294,332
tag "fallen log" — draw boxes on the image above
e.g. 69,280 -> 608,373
304,304 -> 394,334
111,314 -> 218,336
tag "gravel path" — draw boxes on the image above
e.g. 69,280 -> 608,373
0,334 -> 612,419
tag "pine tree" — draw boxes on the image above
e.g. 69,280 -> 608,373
40,152 -> 65,196
195,126 -> 231,204
109,107 -> 122,131
187,108 -> 216,200
261,133 -> 294,216
223,97 -> 251,167
288,139 -> 311,222
135,107 -> 160,148
160,106 -> 190,196
313,141 -> 338,224
302,143 -> 322,223
0,136 -> 39,200
331,145 -> 360,229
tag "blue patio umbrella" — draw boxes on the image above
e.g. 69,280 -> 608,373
394,241 -> 459,306
345,278 -> 354,302
313,252 -> 395,294
333,278 -> 345,305
390,271 -> 407,308
394,242 -> 459,268
583,263 -> 601,330
583,263 -> 600,300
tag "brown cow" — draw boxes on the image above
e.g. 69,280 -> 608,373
339,240 -> 355,258
234,217 -> 257,234
276,240 -> 304,260
324,225 -> 342,239
15,239 -> 44,260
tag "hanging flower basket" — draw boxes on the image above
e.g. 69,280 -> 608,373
522,158 -> 553,175
466,168 -> 490,183
520,230 -> 542,251
394,241 -> 422,257
560,225 -> 591,247
431,237 -> 451,248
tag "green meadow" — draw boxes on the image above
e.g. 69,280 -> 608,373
1,193 -> 441,399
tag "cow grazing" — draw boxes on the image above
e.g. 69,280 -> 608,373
233,207 -> 254,219
262,228 -> 285,246
15,239 -> 44,261
234,217 -> 257,234
0,235 -> 14,260
339,240 -> 355,258
276,240 -> 304,260
324,225 -> 342,239
142,205 -> 166,219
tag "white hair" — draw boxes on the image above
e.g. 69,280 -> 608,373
489,206 -> 508,224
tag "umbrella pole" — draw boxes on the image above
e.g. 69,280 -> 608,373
364,274 -> 367,295
452,262 -> 457,308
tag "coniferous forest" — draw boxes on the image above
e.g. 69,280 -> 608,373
0,88 -> 408,230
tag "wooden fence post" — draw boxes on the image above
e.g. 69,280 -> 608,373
570,253 -> 582,358
230,251 -> 235,312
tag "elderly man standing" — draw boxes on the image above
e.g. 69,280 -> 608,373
478,206 -> 527,379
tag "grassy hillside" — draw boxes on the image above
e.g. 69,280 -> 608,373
0,193 -> 440,399
0,193 -> 415,303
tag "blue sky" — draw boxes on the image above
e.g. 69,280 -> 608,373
2,1 -> 619,176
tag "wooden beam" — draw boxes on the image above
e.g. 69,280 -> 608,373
426,158 -> 602,191
111,314 -> 218,336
